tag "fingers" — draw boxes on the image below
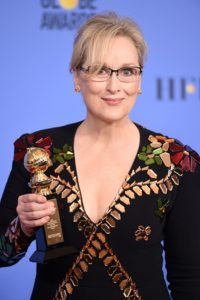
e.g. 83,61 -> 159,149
17,194 -> 56,235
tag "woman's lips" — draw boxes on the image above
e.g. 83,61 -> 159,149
101,98 -> 124,105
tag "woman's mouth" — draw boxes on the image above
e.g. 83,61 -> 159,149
101,98 -> 124,105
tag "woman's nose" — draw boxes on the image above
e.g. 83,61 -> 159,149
106,73 -> 121,93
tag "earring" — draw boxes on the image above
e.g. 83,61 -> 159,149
138,89 -> 142,95
74,85 -> 81,92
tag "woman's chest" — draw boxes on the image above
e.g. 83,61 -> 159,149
74,152 -> 137,223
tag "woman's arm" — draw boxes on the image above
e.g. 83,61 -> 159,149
164,157 -> 200,299
0,158 -> 33,266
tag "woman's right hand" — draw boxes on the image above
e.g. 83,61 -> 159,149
16,194 -> 56,237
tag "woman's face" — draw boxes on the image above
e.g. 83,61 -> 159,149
74,36 -> 142,124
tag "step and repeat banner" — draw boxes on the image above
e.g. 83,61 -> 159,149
0,1 -> 199,299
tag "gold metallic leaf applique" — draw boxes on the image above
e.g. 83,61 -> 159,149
135,225 -> 152,241
50,180 -> 59,190
123,285 -> 132,297
171,174 -> 179,185
67,193 -> 77,203
141,185 -> 151,195
55,184 -> 65,195
112,272 -> 123,283
110,210 -> 121,220
100,223 -> 111,234
133,186 -> 142,196
79,260 -> 88,272
73,211 -> 83,223
54,164 -> 64,174
159,183 -> 168,194
83,253 -> 93,264
125,189 -> 135,199
162,141 -> 169,152
166,179 -> 173,191
147,168 -> 157,179
69,202 -> 79,213
119,278 -> 129,290
106,217 -> 116,228
96,232 -> 106,243
61,188 -> 71,198
150,141 -> 162,148
74,267 -> 83,279
65,282 -> 73,294
99,249 -> 108,259
160,152 -> 171,167
108,264 -> 118,276
103,256 -> 114,266
150,182 -> 159,194
87,247 -> 97,257
70,275 -> 78,287
92,239 -> 101,250
115,203 -> 126,213
120,195 -> 131,205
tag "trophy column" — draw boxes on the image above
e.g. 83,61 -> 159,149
24,147 -> 77,263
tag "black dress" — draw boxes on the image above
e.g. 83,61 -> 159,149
0,121 -> 200,300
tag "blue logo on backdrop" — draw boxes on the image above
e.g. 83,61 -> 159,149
40,0 -> 97,30
156,77 -> 200,101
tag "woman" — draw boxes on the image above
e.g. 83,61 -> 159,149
0,12 -> 200,300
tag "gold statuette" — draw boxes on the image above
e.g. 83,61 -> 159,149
24,147 -> 76,263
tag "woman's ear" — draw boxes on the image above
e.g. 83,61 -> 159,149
73,70 -> 81,93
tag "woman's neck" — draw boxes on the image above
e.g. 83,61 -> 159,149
79,116 -> 136,144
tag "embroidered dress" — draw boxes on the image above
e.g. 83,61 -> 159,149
0,121 -> 200,300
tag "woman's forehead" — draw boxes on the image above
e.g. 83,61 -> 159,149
84,36 -> 139,66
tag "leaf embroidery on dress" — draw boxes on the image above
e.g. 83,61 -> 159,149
155,198 -> 170,219
52,144 -> 74,163
138,134 -> 200,173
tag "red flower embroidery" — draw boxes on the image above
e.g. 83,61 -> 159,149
170,141 -> 200,172
14,133 -> 52,162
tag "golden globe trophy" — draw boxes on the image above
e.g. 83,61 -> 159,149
24,147 -> 76,263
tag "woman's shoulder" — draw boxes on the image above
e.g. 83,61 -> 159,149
13,121 -> 82,162
135,122 -> 200,174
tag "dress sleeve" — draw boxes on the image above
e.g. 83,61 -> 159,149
0,136 -> 34,266
164,154 -> 200,299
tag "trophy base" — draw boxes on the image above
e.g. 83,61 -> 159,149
29,245 -> 77,263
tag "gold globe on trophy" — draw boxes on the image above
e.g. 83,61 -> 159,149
24,147 -> 76,263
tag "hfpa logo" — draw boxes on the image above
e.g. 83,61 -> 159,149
156,78 -> 200,100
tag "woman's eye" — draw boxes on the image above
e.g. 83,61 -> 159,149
97,68 -> 107,75
120,68 -> 134,76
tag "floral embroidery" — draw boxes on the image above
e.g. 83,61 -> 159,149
14,133 -> 52,161
0,217 -> 32,265
155,198 -> 170,219
52,144 -> 74,164
134,225 -> 151,241
138,134 -> 200,173
137,134 -> 174,167
170,142 -> 200,172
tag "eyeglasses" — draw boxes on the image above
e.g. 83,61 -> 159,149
78,65 -> 142,83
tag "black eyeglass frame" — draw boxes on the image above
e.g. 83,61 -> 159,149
77,65 -> 143,82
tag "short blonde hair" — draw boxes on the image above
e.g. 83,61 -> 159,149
70,12 -> 147,71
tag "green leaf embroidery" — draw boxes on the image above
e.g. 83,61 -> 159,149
155,198 -> 170,219
52,144 -> 74,163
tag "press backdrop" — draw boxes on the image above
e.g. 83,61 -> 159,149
0,1 -> 199,299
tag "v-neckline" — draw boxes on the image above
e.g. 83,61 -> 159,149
71,121 -> 144,226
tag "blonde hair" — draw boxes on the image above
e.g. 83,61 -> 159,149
70,12 -> 147,71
